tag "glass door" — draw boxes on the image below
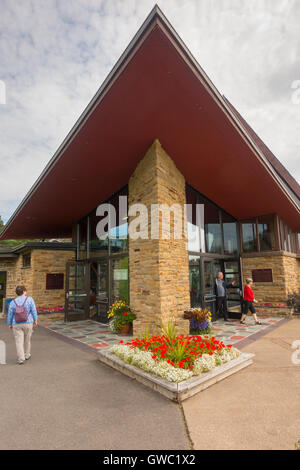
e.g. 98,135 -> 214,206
223,259 -> 242,318
94,260 -> 109,323
203,258 -> 222,321
65,262 -> 90,321
0,271 -> 6,313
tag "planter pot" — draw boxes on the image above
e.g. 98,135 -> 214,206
119,323 -> 131,335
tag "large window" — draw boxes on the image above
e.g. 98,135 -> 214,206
258,215 -> 276,251
77,186 -> 128,259
241,221 -> 258,252
279,218 -> 298,254
186,185 -> 238,255
189,255 -> 201,308
223,213 -> 238,255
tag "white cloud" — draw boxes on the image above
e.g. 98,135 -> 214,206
0,0 -> 299,222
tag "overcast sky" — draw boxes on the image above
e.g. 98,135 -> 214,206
0,0 -> 299,222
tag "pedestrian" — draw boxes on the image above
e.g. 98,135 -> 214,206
240,278 -> 261,325
7,285 -> 38,364
214,272 -> 235,322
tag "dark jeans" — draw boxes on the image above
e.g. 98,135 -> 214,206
243,300 -> 256,315
216,296 -> 228,320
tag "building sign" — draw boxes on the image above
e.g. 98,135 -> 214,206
252,269 -> 273,283
114,269 -> 128,281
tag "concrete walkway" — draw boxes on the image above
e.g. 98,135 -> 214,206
183,319 -> 300,450
1,318 -> 299,450
0,319 -> 189,450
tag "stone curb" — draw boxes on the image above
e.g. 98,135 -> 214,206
98,350 -> 255,402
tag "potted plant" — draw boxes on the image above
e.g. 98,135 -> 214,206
183,308 -> 212,335
107,300 -> 136,335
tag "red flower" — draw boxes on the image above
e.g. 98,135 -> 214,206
123,312 -> 127,316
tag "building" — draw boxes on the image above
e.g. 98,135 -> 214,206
0,242 -> 75,312
0,6 -> 299,334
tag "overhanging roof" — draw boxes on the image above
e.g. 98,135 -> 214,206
1,4 -> 300,240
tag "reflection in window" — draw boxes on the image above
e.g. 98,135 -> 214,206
109,188 -> 129,254
242,221 -> 257,252
186,187 -> 200,252
222,212 -> 238,255
258,215 -> 275,251
189,255 -> 201,308
111,257 -> 129,304
201,197 -> 222,254
89,211 -> 108,258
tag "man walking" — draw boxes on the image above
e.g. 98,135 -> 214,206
7,285 -> 38,364
214,272 -> 235,322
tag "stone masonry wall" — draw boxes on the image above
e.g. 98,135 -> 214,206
129,139 -> 190,336
241,252 -> 300,302
0,249 -> 74,308
31,249 -> 75,308
5,253 -> 34,299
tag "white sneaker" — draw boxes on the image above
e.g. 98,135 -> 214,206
25,354 -> 31,360
17,360 -> 24,365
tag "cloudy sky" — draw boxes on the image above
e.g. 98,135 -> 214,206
0,0 -> 299,222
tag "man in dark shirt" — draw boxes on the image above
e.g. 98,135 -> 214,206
214,272 -> 235,322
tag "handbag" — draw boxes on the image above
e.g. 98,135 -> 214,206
14,297 -> 29,323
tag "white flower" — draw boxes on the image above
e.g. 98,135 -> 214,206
110,344 -> 241,382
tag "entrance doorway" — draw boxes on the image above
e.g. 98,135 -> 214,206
0,271 -> 6,312
203,258 -> 222,321
189,256 -> 242,321
65,261 -> 89,322
65,256 -> 129,323
90,260 -> 109,323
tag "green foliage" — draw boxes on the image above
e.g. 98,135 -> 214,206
160,319 -> 177,341
138,325 -> 151,341
107,300 -> 136,331
166,339 -> 188,363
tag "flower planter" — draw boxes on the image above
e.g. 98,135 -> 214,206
98,349 -> 255,402
119,323 -> 131,335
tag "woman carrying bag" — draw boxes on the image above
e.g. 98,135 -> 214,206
240,278 -> 262,325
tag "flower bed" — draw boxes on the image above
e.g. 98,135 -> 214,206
37,306 -> 64,314
110,334 -> 240,383
256,302 -> 293,318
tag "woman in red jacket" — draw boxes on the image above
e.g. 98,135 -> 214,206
240,278 -> 261,325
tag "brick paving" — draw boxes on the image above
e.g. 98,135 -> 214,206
40,316 -> 285,351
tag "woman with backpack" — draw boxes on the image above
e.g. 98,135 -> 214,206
240,278 -> 262,325
7,285 -> 38,364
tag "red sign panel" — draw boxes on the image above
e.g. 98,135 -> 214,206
252,269 -> 273,283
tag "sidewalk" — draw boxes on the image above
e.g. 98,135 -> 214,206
1,318 -> 299,450
39,315 -> 285,353
0,319 -> 189,450
183,319 -> 300,450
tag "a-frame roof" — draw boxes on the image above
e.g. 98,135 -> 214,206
1,4 -> 299,239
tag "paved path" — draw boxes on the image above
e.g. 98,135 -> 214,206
39,316 -> 285,352
0,320 -> 189,450
183,319 -> 300,450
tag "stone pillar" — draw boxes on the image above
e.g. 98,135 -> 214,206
129,139 -> 190,336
